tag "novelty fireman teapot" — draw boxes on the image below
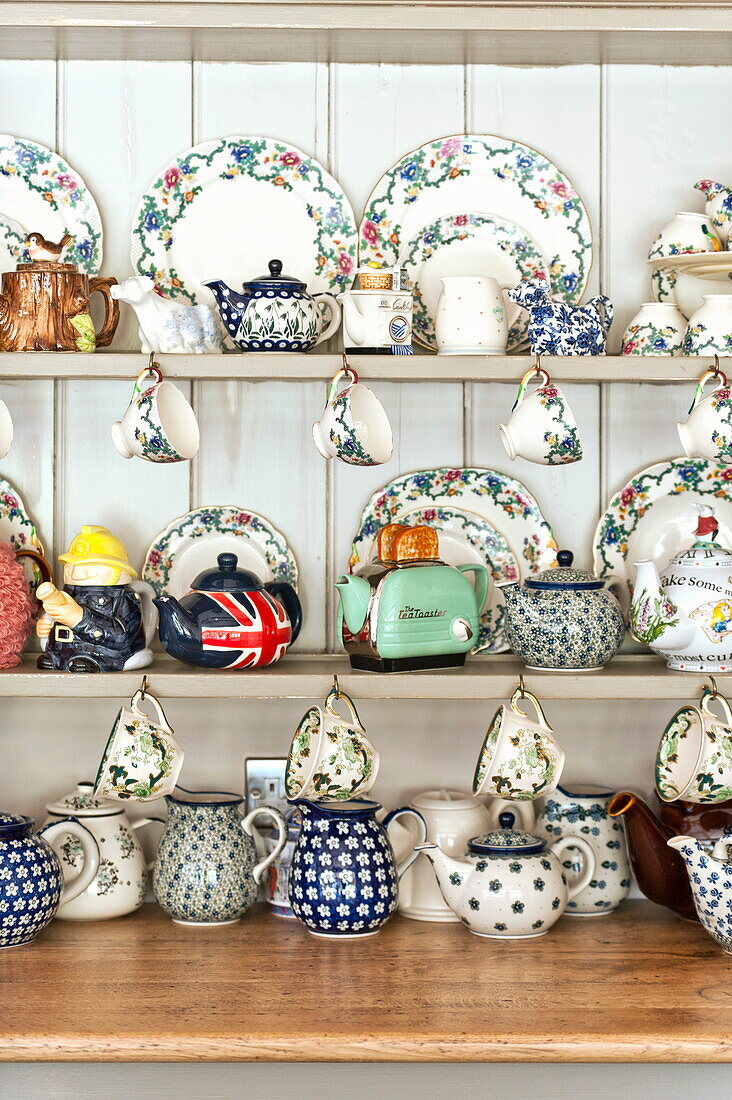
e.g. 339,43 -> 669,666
630,506 -> 732,671
154,553 -> 302,668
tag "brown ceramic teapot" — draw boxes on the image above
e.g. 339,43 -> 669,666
0,249 -> 119,352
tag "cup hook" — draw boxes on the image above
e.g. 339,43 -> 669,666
708,675 -> 719,700
139,674 -> 149,702
332,673 -> 341,700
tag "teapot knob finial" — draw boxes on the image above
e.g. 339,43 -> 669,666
217,553 -> 238,571
556,550 -> 574,568
498,811 -> 516,830
268,259 -> 283,278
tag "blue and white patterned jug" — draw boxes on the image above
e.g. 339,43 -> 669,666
0,812 -> 99,949
288,799 -> 426,937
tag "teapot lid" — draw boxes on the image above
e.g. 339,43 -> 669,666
468,811 -> 545,855
525,550 -> 603,591
0,813 -> 34,839
243,258 -> 306,291
45,781 -> 123,818
191,553 -> 263,592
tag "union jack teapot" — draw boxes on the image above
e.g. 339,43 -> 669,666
154,553 -> 301,669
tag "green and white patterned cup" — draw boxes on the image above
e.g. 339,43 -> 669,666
94,688 -> 184,802
656,688 -> 732,804
312,364 -> 393,466
112,364 -> 199,463
500,366 -> 583,466
285,687 -> 380,802
473,686 -> 565,801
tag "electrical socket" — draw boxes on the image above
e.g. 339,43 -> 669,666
244,757 -> 288,817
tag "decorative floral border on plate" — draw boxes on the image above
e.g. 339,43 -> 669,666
400,211 -> 546,352
351,467 -> 557,586
593,457 -> 732,592
131,136 -> 358,303
142,506 -> 298,595
360,134 -> 592,304
0,135 -> 103,273
398,504 -> 520,654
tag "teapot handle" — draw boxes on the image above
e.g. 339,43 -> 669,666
130,579 -> 159,647
130,816 -> 166,872
456,564 -> 489,614
264,582 -> 302,645
14,549 -> 54,609
313,294 -> 342,346
88,276 -> 121,348
382,807 -> 427,880
602,572 -> 630,621
550,835 -> 595,901
38,817 -> 100,906
241,807 -> 287,884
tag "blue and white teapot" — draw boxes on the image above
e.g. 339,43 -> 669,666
204,259 -> 341,352
0,812 -> 99,949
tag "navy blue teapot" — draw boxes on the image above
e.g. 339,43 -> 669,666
154,553 -> 302,669
204,259 -> 341,352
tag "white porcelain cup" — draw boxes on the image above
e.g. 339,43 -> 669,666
472,687 -> 565,801
678,366 -> 732,461
684,295 -> 732,357
0,398 -> 12,459
112,364 -> 199,463
621,302 -> 687,356
312,364 -> 393,466
500,366 -> 583,465
648,211 -> 721,260
435,276 -> 520,355
285,687 -> 380,802
94,689 -> 185,802
656,687 -> 732,804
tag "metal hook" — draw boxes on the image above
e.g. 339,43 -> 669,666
139,674 -> 149,702
518,673 -> 526,698
708,675 -> 718,699
332,673 -> 341,700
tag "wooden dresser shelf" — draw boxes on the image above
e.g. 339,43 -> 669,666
1,653 -> 729,700
0,901 -> 728,1063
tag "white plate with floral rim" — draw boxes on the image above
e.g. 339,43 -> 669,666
594,457 -> 732,602
395,505 -> 520,654
142,506 -> 298,598
131,136 -> 358,308
397,211 -> 548,353
360,134 -> 592,304
350,467 -> 557,602
0,136 -> 102,273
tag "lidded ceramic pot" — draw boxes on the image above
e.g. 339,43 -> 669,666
43,781 -> 161,920
500,549 -> 625,670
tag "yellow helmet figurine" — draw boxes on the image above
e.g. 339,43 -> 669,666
59,525 -> 138,578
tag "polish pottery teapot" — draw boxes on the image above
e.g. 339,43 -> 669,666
43,782 -> 162,920
0,812 -> 99,948
415,811 -> 595,939
501,550 -> 625,671
154,552 -> 301,669
335,525 -> 488,672
288,799 -> 427,937
630,506 -> 732,671
668,831 -> 732,953
204,259 -> 341,352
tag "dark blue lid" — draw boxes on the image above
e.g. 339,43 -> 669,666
468,812 -> 545,855
0,813 -> 34,839
244,258 -> 305,291
191,553 -> 263,592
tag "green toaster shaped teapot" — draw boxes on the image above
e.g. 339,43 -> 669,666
336,525 -> 488,672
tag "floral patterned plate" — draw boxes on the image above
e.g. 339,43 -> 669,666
0,474 -> 45,587
360,134 -> 592,304
396,505 -> 520,654
0,211 -> 28,272
398,211 -> 548,352
350,468 -> 557,621
131,136 -> 357,308
142,506 -> 298,597
594,458 -> 732,599
0,135 -> 103,272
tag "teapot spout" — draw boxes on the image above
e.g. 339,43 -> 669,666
202,279 -> 250,332
338,293 -> 366,343
153,595 -> 202,660
414,843 -> 471,915
334,574 -> 371,635
630,560 -> 696,650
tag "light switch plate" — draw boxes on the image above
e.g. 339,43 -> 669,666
244,757 -> 288,817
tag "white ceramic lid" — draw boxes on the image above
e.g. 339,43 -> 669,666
45,781 -> 124,817
411,789 -> 481,812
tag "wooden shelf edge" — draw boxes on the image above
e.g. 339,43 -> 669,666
1,653 -> 728,698
0,352 -> 727,383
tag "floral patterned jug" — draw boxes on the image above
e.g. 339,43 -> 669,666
535,784 -> 631,915
288,799 -> 426,937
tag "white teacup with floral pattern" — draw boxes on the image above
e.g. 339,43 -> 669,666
285,687 -> 380,801
112,363 -> 200,463
472,687 -> 565,801
94,688 -> 184,802
622,302 -> 687,356
677,366 -> 732,461
312,363 -> 393,466
500,365 -> 582,465
656,687 -> 732,804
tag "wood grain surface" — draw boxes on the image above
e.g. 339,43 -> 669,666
0,901 -> 729,1063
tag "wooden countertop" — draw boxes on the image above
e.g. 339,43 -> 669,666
0,901 -> 730,1062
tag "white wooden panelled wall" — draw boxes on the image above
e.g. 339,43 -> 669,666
1,61 -> 732,831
